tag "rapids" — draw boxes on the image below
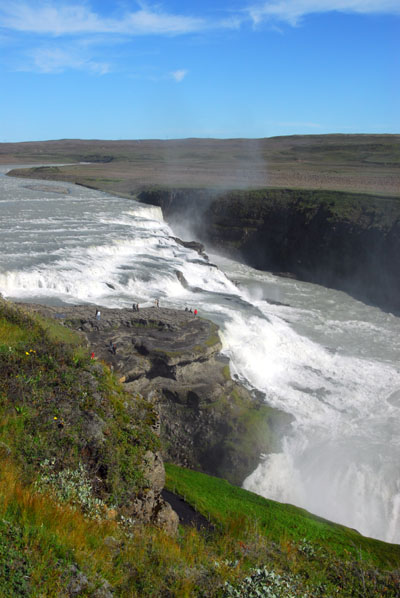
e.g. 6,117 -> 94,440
1,165 -> 399,543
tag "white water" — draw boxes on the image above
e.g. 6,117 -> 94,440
1,166 -> 399,543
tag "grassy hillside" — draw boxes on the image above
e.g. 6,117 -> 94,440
165,464 -> 400,568
3,134 -> 400,197
0,300 -> 159,506
0,299 -> 399,596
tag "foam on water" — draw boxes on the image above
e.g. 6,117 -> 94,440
211,254 -> 400,542
1,170 -> 400,542
128,204 -> 164,222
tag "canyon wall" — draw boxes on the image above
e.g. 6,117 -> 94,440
138,188 -> 400,312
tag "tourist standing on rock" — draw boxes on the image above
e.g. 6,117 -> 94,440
194,309 -> 198,316
95,309 -> 101,321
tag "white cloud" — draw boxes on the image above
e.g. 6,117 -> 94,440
170,69 -> 188,82
1,1 -> 399,38
0,2 -> 205,36
27,46 -> 110,74
124,9 -> 204,35
247,0 -> 400,26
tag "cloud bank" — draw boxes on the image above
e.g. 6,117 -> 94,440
27,46 -> 110,74
1,1 -> 398,75
0,3 -> 205,36
247,0 -> 400,26
1,1 -> 399,37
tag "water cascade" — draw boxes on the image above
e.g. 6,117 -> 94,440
1,166 -> 399,542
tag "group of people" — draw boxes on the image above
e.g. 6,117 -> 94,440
91,299 -> 198,361
96,302 -> 197,318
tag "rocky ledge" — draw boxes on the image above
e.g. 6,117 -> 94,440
24,303 -> 291,487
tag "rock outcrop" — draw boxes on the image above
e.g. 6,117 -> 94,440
24,304 -> 291,487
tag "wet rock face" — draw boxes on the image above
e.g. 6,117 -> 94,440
171,236 -> 209,260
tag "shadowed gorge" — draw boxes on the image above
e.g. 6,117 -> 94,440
138,186 -> 400,313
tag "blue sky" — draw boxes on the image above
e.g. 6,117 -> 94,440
0,1 -> 399,141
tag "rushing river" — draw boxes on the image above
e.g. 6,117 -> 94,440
1,165 -> 399,543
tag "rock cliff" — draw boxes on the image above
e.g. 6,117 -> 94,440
138,187 -> 400,313
24,304 -> 290,488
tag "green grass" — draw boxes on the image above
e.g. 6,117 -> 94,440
0,300 -> 159,504
0,454 -> 399,597
165,463 -> 400,569
0,317 -> 28,348
209,187 -> 400,229
1,299 -> 400,596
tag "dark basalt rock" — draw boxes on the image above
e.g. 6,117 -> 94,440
24,303 -> 291,487
171,236 -> 209,260
175,270 -> 190,289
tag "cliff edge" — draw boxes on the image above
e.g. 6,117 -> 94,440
23,303 -> 291,487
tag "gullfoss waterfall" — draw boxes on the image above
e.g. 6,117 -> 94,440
1,166 -> 399,543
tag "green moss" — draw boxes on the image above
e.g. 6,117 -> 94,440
222,364 -> 231,381
211,187 -> 400,230
192,323 -> 220,353
204,334 -> 220,348
205,322 -> 220,344
204,387 -> 289,484
194,361 -> 291,485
